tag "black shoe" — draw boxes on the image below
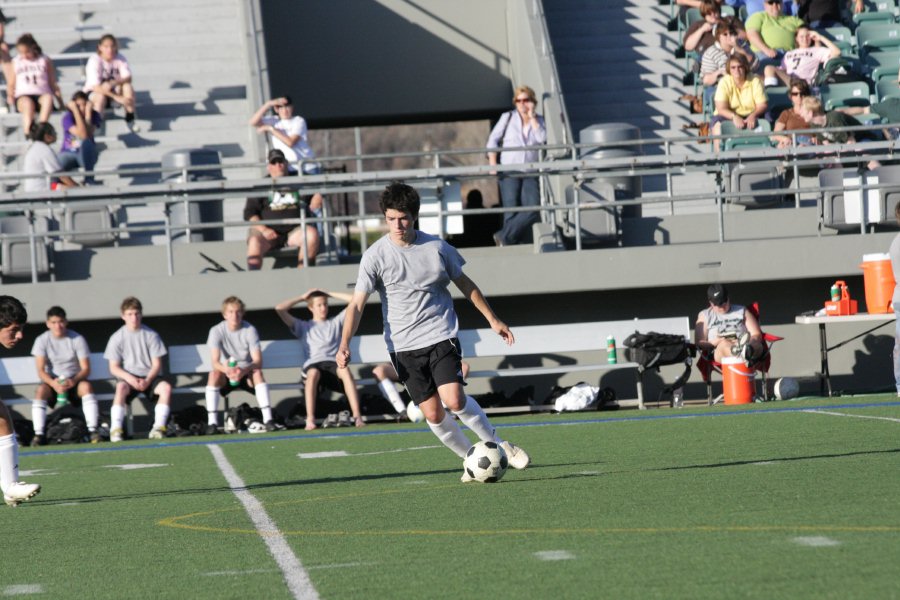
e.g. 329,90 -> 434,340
264,420 -> 285,432
206,424 -> 219,435
30,434 -> 45,447
89,431 -> 101,444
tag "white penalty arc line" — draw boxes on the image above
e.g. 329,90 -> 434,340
207,444 -> 318,600
804,409 -> 900,423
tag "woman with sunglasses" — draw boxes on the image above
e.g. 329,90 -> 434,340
486,85 -> 547,246
711,54 -> 769,150
772,78 -> 812,148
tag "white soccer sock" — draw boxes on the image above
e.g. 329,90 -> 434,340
255,383 -> 273,422
153,404 -> 170,430
81,394 -> 99,432
453,395 -> 501,443
205,386 -> 220,426
110,404 -> 126,431
32,400 -> 47,435
764,76 -> 778,87
0,433 -> 18,492
378,379 -> 406,413
427,412 -> 471,458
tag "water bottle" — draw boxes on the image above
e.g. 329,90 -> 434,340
56,377 -> 68,407
607,335 -> 617,365
227,357 -> 239,387
830,283 -> 840,301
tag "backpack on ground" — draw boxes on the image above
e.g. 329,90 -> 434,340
45,405 -> 89,444
623,331 -> 696,396
815,57 -> 864,86
224,402 -> 264,433
12,414 -> 34,447
166,405 -> 208,437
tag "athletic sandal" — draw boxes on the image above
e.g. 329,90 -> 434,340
337,410 -> 351,427
322,413 -> 339,429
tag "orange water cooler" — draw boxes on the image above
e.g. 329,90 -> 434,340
721,356 -> 754,405
860,253 -> 896,314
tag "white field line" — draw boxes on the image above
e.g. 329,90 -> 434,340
207,444 -> 318,600
804,409 -> 900,424
297,445 -> 440,459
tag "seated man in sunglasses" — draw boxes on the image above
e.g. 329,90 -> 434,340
244,149 -> 320,270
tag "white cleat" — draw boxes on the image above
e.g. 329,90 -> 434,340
501,440 -> 531,470
4,481 -> 41,507
110,428 -> 124,443
148,426 -> 166,440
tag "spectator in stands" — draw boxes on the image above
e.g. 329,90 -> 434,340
683,1 -> 727,57
84,34 -> 137,132
0,295 -> 41,507
275,289 -> 365,430
486,85 -> 547,246
30,306 -> 100,446
0,10 -> 12,113
336,182 -> 530,480
10,33 -> 63,139
763,27 -> 840,87
695,283 -> 764,364
711,54 -> 769,150
797,0 -> 850,29
700,24 -> 756,106
58,92 -> 102,184
745,0 -> 805,68
244,149 -> 319,270
249,95 -> 319,173
797,95 -> 865,145
205,296 -> 281,434
772,78 -> 813,148
23,122 -> 78,192
104,296 -> 171,442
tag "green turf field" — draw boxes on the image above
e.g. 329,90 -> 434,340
5,395 -> 900,599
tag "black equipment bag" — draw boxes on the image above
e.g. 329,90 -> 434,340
623,331 -> 696,393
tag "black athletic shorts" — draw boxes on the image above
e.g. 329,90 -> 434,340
118,372 -> 171,402
47,387 -> 80,409
219,374 -> 255,396
302,361 -> 345,393
390,338 -> 464,404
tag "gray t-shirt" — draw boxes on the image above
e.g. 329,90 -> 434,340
31,329 -> 90,379
23,141 -> 63,193
701,304 -> 747,342
890,233 -> 900,306
355,231 -> 465,353
290,309 -> 346,369
103,324 -> 167,378
207,320 -> 260,368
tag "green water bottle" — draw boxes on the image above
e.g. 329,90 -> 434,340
607,335 -> 617,365
227,357 -> 239,387
56,377 -> 68,407
830,283 -> 840,301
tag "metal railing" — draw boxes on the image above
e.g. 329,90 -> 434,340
4,122 -> 900,282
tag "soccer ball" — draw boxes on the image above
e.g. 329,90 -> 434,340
406,400 -> 425,423
774,377 -> 799,400
463,441 -> 509,483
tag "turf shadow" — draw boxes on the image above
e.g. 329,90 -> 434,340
650,447 -> 900,472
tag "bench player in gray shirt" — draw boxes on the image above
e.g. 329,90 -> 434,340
337,182 -> 530,481
206,296 -> 281,433
31,306 -> 99,445
276,288 -> 364,430
104,296 -> 171,442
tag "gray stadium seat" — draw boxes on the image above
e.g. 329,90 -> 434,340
0,214 -> 51,279
818,167 -> 899,231
728,163 -> 783,207
64,205 -> 118,246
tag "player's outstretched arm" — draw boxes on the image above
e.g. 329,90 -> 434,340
325,290 -> 355,304
336,290 -> 369,368
453,273 -> 515,346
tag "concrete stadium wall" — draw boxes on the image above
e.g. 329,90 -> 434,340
259,0 -> 513,127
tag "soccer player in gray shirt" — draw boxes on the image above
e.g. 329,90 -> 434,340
31,306 -> 99,445
206,296 -> 281,433
337,182 -> 530,481
104,296 -> 171,442
276,289 -> 365,430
